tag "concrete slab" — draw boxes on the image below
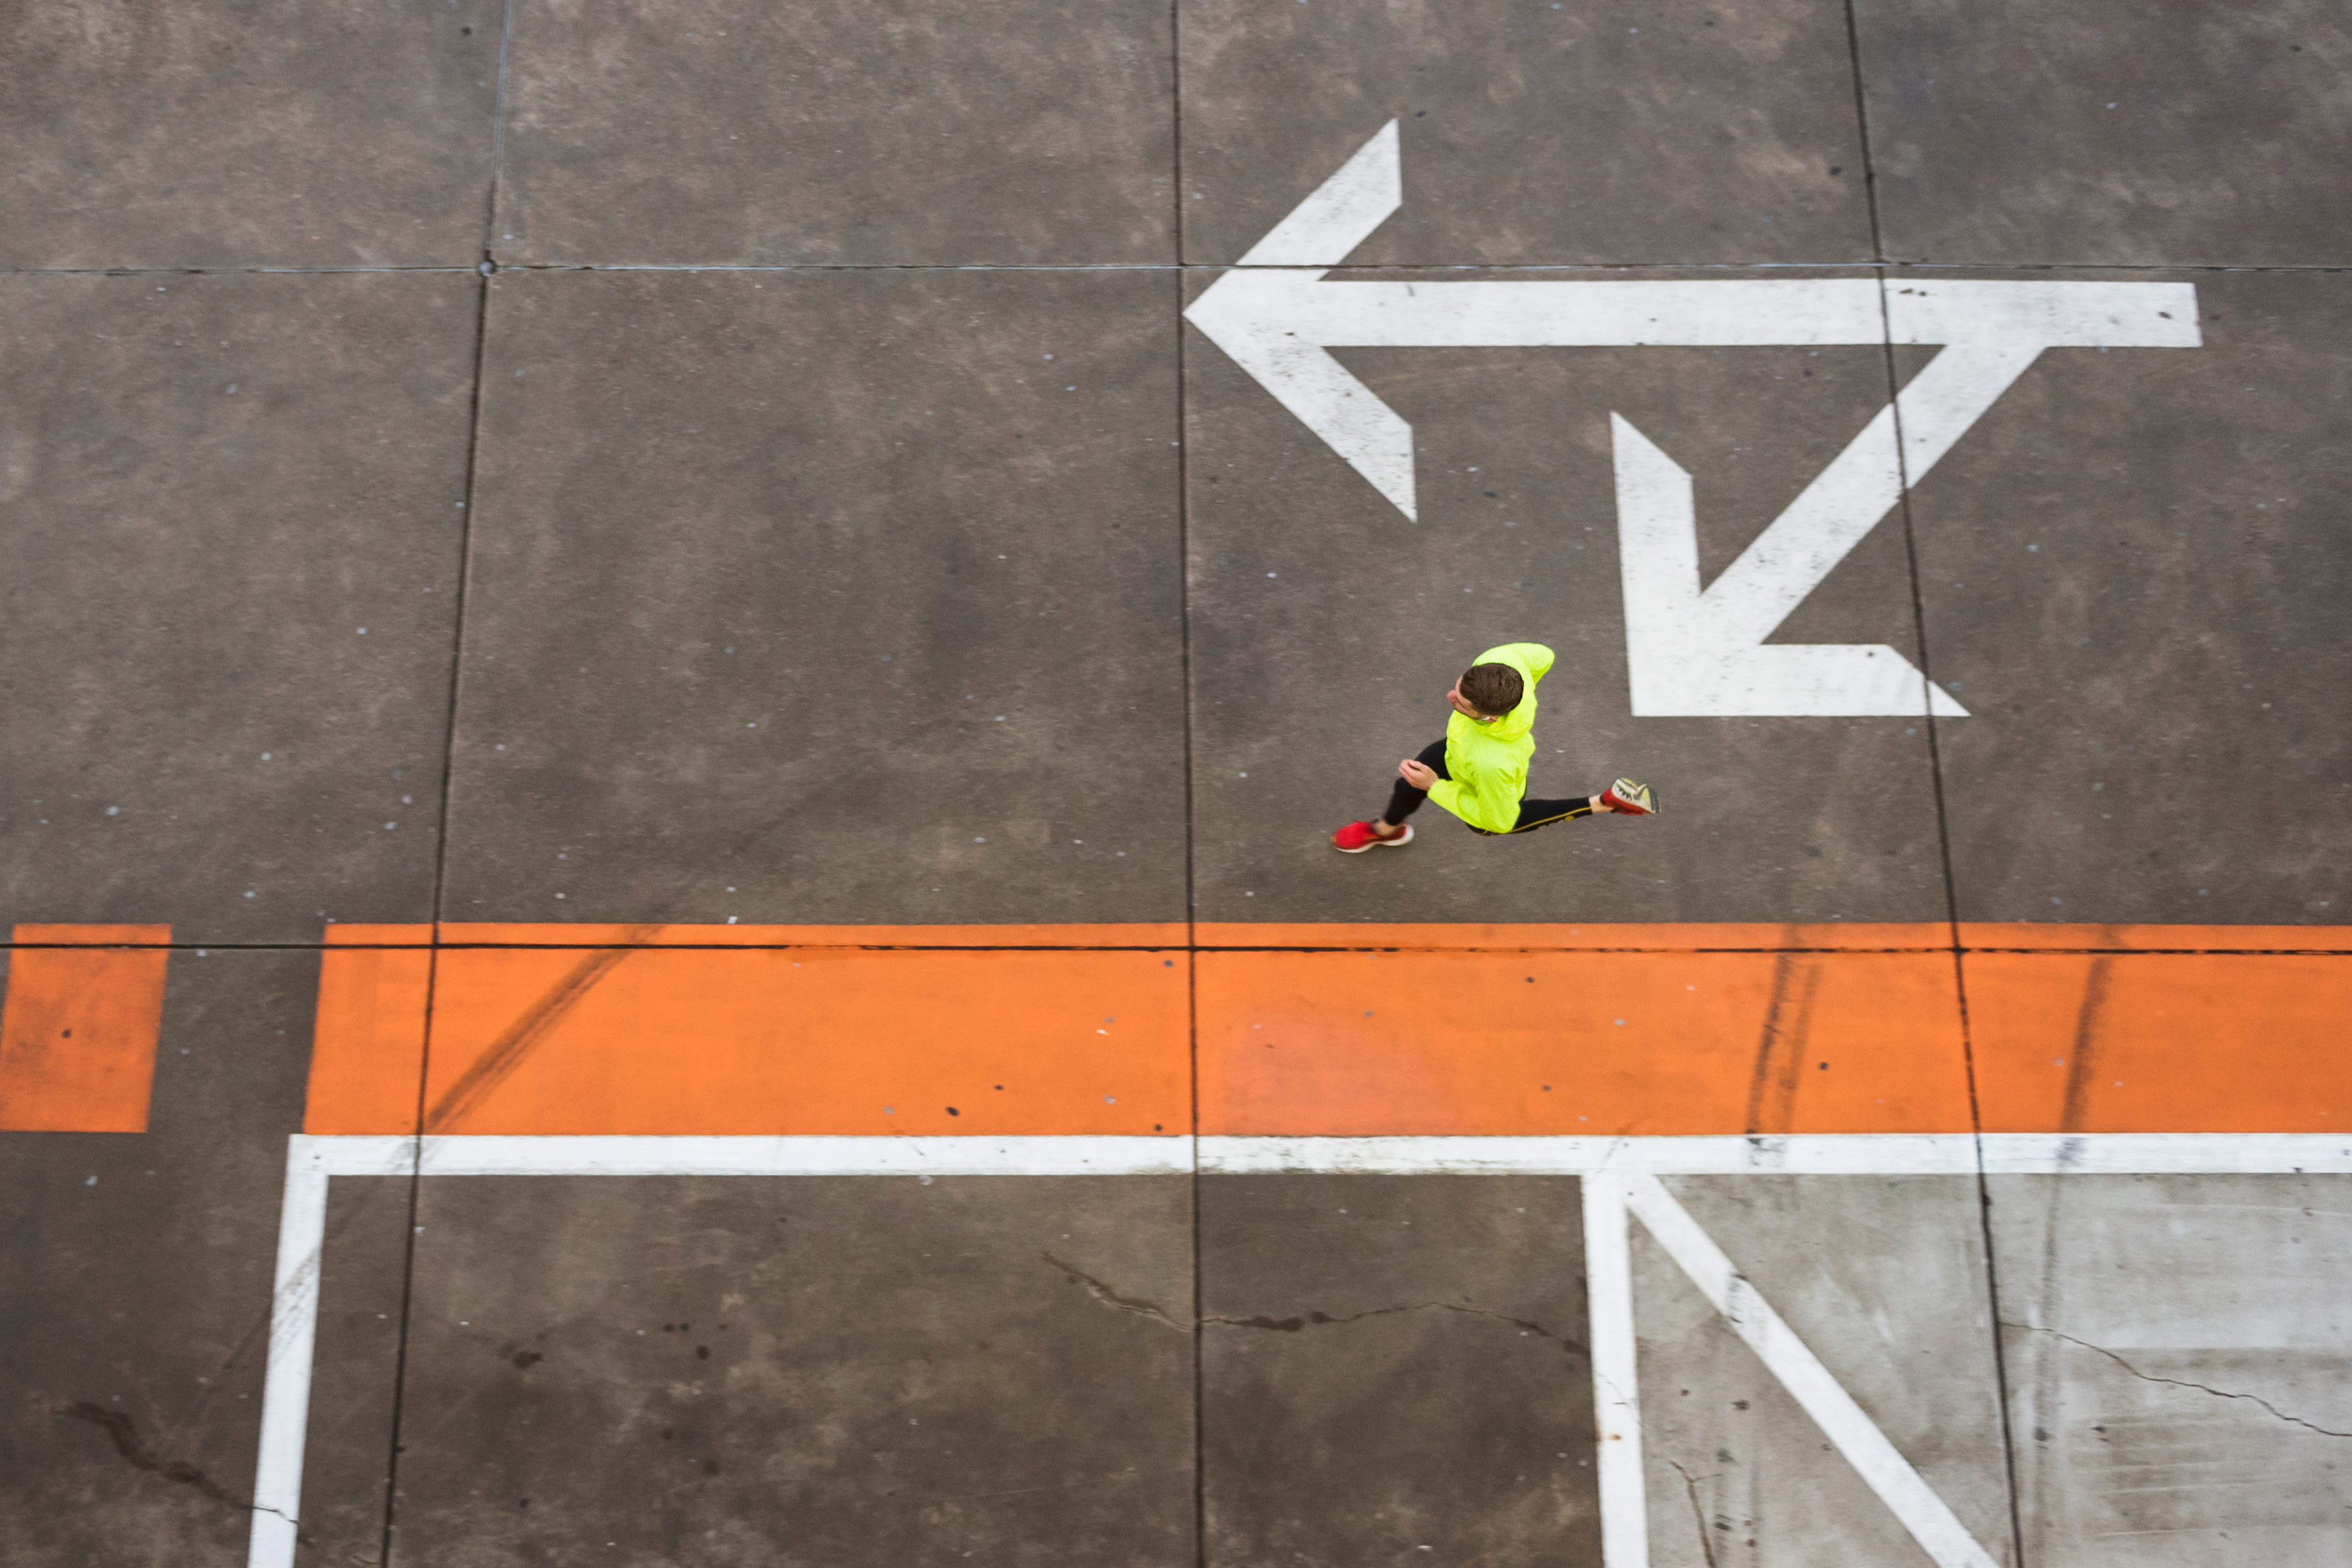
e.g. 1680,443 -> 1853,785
442,268 -> 1186,925
1183,268 -> 1950,923
0,0 -> 500,268
379,1174 -> 1194,1564
1637,1175 -> 2015,1566
0,274 -> 478,942
1901,268 -> 2351,924
1988,1173 -> 2352,1566
1198,1174 -> 1602,1565
494,0 -> 1175,265
0,947 -> 408,1566
1855,0 -> 2352,267
1179,0 -> 1872,265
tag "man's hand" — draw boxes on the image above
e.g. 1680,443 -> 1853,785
1398,758 -> 1438,790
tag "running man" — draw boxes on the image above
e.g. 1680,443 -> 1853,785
1330,641 -> 1657,851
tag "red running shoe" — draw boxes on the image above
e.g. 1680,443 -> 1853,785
1331,820 -> 1414,853
1600,778 -> 1659,816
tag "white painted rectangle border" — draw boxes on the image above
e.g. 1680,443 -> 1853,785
250,1130 -> 2352,1568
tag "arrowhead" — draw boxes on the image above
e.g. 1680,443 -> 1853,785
1612,415 -> 1969,718
1233,119 -> 1402,265
1183,123 -> 1420,519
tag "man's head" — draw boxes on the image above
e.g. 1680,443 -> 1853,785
1448,662 -> 1524,722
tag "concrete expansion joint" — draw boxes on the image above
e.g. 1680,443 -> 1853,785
2003,1322 -> 2352,1438
1043,1252 -> 1583,1355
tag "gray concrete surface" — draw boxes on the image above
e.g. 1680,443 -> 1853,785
1199,1176 -> 1603,1566
1989,1175 -> 2352,1566
0,0 -> 502,269
1179,0 -> 1873,265
1855,0 -> 2352,267
4,1 -> 2350,1565
0,949 -> 409,1567
442,267 -> 1188,925
1906,268 -> 2352,924
496,0 -> 1177,265
0,274 -> 477,942
382,1175 -> 1195,1566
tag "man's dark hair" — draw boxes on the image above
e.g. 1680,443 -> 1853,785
1458,662 -> 1524,717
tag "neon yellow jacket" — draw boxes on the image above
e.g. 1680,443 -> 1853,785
1427,642 -> 1555,833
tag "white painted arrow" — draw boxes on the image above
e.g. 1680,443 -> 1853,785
1183,122 -> 2201,717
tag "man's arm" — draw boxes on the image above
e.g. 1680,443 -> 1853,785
1425,774 -> 1515,833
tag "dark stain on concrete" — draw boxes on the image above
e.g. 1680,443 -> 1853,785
1744,945 -> 1824,1134
2057,950 -> 2117,1133
426,929 -> 663,1131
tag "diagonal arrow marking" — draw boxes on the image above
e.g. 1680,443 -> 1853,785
1185,122 -> 2200,717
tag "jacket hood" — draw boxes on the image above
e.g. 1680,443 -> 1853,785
1471,646 -> 1542,742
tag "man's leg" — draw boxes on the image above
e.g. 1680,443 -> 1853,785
1506,793 -> 1601,834
1509,778 -> 1659,833
1369,741 -> 1449,839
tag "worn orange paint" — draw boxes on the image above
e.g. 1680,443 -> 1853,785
1967,951 -> 2352,1133
1196,947 -> 1973,1135
0,926 -> 172,1132
304,926 -> 434,1134
404,945 -> 1190,1136
1195,922 -> 1949,951
432,922 -> 1190,949
1956,923 -> 2352,952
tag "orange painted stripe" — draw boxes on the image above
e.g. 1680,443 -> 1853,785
1196,922 -> 1948,951
406,946 -> 1189,1136
1969,951 -> 2352,1132
1957,923 -> 2352,952
0,926 -> 172,1132
1197,948 -> 1973,1134
431,922 -> 1190,948
287,922 -> 2352,1139
304,926 -> 434,1134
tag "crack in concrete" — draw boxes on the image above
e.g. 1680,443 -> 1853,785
1205,1301 -> 1587,1361
2005,1323 -> 2352,1438
61,1404 -> 312,1540
1041,1253 -> 1189,1331
1042,1254 -> 1585,1358
1665,1461 -> 1723,1568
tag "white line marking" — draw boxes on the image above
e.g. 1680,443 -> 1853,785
1183,123 -> 2199,717
1625,1174 -> 2000,1568
1198,1134 -> 2352,1175
1584,1171 -> 1649,1568
1979,1133 -> 2352,1175
1199,1134 -> 1986,1175
246,1137 -> 404,1568
398,1134 -> 1196,1177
